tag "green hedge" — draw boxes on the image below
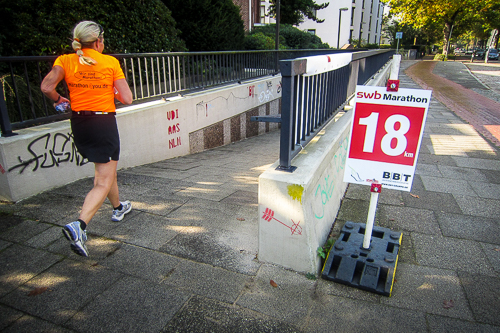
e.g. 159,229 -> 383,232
0,0 -> 186,56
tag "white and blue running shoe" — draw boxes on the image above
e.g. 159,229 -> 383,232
111,201 -> 132,222
62,221 -> 88,257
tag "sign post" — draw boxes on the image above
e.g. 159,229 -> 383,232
395,32 -> 403,54
322,75 -> 432,296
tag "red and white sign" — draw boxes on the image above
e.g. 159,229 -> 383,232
344,85 -> 432,191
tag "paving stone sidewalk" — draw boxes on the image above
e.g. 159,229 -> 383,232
0,60 -> 499,332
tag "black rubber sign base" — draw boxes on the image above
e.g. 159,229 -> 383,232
321,221 -> 402,296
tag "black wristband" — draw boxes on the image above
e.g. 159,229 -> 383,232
56,95 -> 62,103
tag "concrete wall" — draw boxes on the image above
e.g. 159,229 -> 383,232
0,76 -> 282,202
257,57 -> 394,273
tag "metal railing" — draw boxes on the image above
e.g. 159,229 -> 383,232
0,49 -> 361,136
272,49 -> 395,171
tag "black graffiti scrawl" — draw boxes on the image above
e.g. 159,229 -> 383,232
8,132 -> 88,174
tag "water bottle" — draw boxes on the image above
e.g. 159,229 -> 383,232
55,102 -> 70,113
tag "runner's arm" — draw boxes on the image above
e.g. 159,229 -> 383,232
41,65 -> 69,104
114,79 -> 133,105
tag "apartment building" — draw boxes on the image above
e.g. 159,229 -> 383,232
298,0 -> 385,48
232,0 -> 274,31
233,0 -> 385,48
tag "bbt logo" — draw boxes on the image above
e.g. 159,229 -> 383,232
383,171 -> 411,182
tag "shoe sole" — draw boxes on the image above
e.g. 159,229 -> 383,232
111,204 -> 132,222
62,227 -> 89,257
70,242 -> 89,257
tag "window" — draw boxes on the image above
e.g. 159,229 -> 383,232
375,20 -> 378,33
362,0 -> 365,8
260,5 -> 266,24
369,16 -> 372,31
308,29 -> 316,35
368,34 -> 370,43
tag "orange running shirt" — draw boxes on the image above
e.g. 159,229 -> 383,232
54,49 -> 125,113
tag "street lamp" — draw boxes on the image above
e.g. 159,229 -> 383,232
338,7 -> 349,49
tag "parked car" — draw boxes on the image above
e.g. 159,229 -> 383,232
487,49 -> 499,60
475,49 -> 486,58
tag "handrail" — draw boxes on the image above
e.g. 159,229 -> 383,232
273,49 -> 395,171
0,49 -> 368,136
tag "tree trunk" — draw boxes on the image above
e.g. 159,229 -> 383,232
442,22 -> 453,56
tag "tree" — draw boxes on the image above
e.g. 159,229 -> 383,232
383,0 -> 498,56
244,24 -> 330,50
382,15 -> 440,51
268,0 -> 329,26
0,0 -> 185,56
161,0 -> 245,51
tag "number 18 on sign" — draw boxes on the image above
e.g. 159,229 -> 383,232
344,85 -> 432,191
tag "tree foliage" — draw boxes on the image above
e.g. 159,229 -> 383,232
0,0 -> 186,57
161,0 -> 245,51
244,24 -> 330,50
382,15 -> 440,50
383,0 -> 499,55
268,0 -> 329,26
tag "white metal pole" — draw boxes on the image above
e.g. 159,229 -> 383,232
390,55 -> 401,80
363,191 -> 379,249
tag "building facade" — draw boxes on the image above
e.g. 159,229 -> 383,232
232,0 -> 269,31
233,0 -> 385,48
298,0 -> 385,48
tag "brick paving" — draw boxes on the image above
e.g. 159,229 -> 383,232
405,60 -> 500,147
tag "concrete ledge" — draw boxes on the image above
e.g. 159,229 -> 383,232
0,76 -> 282,202
257,57 -> 395,273
258,113 -> 350,273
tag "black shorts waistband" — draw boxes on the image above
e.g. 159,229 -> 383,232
73,111 -> 115,116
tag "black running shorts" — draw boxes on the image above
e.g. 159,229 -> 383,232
71,113 -> 120,163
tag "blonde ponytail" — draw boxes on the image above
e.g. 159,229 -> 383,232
72,21 -> 103,66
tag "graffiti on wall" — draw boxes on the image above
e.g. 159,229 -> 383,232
195,80 -> 281,118
8,132 -> 87,174
257,81 -> 274,103
167,109 -> 181,149
262,207 -> 302,236
313,136 -> 349,220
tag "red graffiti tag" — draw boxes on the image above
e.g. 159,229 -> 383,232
262,208 -> 302,235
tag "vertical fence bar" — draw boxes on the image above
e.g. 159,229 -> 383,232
0,83 -> 16,136
166,56 -> 171,93
138,58 -> 144,99
151,57 -> 156,96
162,57 -> 167,94
145,57 -> 151,97
9,63 -> 23,122
37,62 -> 49,117
131,59 -> 137,100
156,57 -> 161,95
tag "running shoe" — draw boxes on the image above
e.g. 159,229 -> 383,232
62,221 -> 88,257
111,201 -> 132,222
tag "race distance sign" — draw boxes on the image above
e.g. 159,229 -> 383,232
343,85 -> 432,191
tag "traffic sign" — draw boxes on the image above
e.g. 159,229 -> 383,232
396,32 -> 403,39
344,85 -> 432,191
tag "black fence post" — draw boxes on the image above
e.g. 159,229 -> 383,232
0,83 -> 17,137
277,58 -> 307,172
